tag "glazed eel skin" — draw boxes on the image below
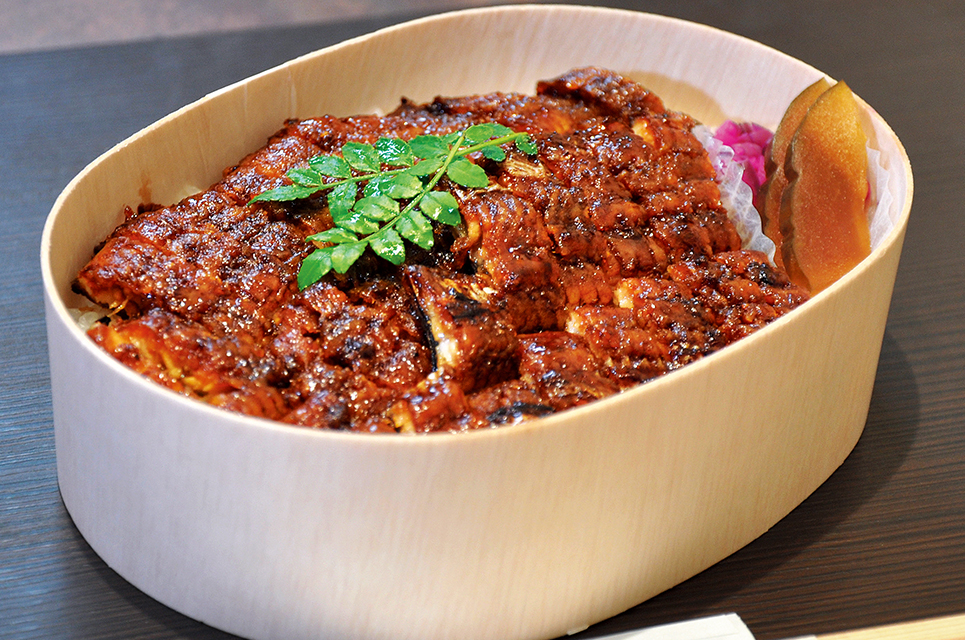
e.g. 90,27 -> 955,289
74,67 -> 809,433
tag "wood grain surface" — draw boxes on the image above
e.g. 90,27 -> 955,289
2,1 -> 963,639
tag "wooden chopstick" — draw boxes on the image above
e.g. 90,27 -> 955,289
816,613 -> 965,640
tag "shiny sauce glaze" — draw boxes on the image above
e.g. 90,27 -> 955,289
75,68 -> 808,433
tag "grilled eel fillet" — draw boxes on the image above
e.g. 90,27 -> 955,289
75,67 -> 809,433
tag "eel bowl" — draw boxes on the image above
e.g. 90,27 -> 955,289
41,5 -> 913,640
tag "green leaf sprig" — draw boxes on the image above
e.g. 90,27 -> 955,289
250,122 -> 538,289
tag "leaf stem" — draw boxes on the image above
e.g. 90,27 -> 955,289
459,131 -> 529,155
250,125 -> 536,287
351,130 -> 469,254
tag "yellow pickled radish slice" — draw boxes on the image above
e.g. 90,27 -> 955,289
780,81 -> 871,293
759,77 -> 831,270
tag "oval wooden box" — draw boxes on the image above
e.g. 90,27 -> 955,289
40,6 -> 913,640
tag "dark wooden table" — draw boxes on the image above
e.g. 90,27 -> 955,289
2,1 -> 963,638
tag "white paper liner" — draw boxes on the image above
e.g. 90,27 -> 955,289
695,124 -> 895,262
866,145 -> 895,250
693,125 -> 777,261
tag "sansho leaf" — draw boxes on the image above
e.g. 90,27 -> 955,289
331,242 -> 368,274
342,142 -> 382,173
248,123 -> 537,288
382,172 -> 424,199
354,195 -> 399,222
516,136 -> 538,155
464,122 -> 514,144
369,227 -> 407,265
446,156 -> 490,189
363,172 -> 422,199
287,167 -> 323,187
333,207 -> 381,236
396,210 -> 435,250
250,184 -> 319,203
481,146 -> 507,162
408,134 -> 450,160
309,155 -> 352,178
405,156 -> 444,177
419,191 -> 461,226
298,247 -> 335,288
375,137 -> 416,166
307,227 -> 358,244
327,182 -> 356,219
